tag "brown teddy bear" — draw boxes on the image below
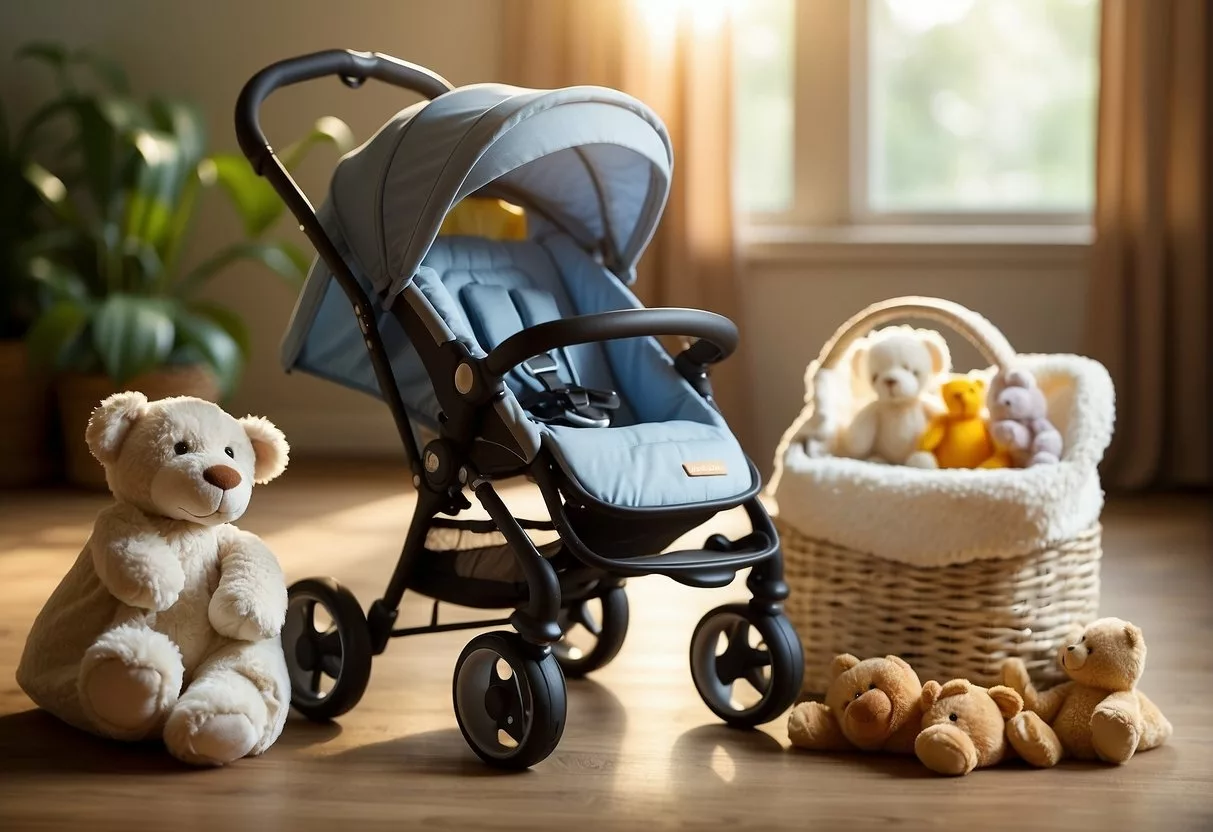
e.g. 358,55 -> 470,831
788,654 -> 923,753
914,678 -> 1024,775
1002,617 -> 1172,766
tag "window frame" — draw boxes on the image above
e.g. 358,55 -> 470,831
739,0 -> 1098,236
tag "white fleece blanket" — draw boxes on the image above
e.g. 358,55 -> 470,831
768,353 -> 1116,567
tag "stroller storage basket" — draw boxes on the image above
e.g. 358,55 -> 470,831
769,297 -> 1114,694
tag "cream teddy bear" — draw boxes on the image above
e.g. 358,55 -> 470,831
788,654 -> 924,754
1001,618 -> 1172,766
840,327 -> 949,467
915,678 -> 1024,776
16,392 -> 292,767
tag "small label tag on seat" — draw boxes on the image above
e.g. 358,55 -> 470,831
683,460 -> 728,477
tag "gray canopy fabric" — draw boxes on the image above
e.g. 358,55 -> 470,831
328,83 -> 674,297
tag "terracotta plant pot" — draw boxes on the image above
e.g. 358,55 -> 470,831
57,365 -> 221,490
0,339 -> 56,488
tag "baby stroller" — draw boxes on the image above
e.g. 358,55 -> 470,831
236,50 -> 804,768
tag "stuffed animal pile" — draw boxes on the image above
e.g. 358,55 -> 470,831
808,326 -> 1063,470
788,618 -> 1172,775
16,393 -> 292,767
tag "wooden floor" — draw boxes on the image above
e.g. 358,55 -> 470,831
0,462 -> 1210,831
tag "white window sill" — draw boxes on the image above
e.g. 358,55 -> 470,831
739,224 -> 1093,267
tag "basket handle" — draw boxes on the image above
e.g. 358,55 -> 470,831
815,296 -> 1018,375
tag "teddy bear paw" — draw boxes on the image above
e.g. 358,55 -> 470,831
1007,712 -> 1063,767
1091,706 -> 1140,764
787,701 -> 834,749
80,659 -> 173,739
904,451 -> 938,469
109,547 -> 185,611
164,676 -> 270,766
915,725 -> 978,776
165,710 -> 260,766
1000,658 -> 1032,692
208,588 -> 280,641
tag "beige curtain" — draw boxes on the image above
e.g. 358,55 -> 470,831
1085,0 -> 1211,489
501,0 -> 753,446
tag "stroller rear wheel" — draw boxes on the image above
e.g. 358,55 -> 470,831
552,587 -> 629,678
282,578 -> 373,721
689,604 -> 804,729
453,631 -> 566,769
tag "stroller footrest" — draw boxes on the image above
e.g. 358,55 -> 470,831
594,532 -> 776,586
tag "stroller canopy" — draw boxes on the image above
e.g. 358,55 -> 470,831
329,83 -> 674,297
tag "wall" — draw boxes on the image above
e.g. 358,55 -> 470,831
0,0 -> 503,458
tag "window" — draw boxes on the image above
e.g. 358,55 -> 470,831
734,0 -> 1101,227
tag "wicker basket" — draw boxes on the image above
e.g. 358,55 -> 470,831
768,297 -> 1114,694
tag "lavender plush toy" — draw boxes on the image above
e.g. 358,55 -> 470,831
986,369 -> 1062,467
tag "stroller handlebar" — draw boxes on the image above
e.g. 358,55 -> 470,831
235,49 -> 454,173
482,308 -> 739,378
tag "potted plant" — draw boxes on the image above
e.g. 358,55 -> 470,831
0,48 -> 87,487
17,43 -> 352,487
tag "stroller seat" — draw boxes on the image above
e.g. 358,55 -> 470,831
416,234 -> 754,508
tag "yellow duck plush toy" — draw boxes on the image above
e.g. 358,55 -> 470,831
919,377 -> 1000,469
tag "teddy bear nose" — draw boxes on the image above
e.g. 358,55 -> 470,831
203,465 -> 242,491
1067,645 -> 1076,652
884,378 -> 897,388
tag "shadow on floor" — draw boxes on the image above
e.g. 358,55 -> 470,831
323,677 -> 630,777
0,709 -> 192,776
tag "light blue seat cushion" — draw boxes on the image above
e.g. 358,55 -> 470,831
410,234 -> 755,509
545,420 -> 751,507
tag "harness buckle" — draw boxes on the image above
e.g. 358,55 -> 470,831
519,353 -> 618,428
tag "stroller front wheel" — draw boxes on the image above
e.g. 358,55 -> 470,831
689,604 -> 804,729
552,587 -> 629,678
282,578 -> 373,722
453,631 -> 566,769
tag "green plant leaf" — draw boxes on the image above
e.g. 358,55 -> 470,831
208,153 -> 283,237
178,240 -> 310,294
22,161 -> 77,223
27,256 -> 90,303
149,98 -> 206,170
122,129 -> 184,251
174,307 -> 242,395
14,96 -> 76,158
280,115 -> 357,169
120,237 -> 165,294
91,294 -> 175,383
25,301 -> 90,370
159,166 -> 201,285
188,300 -> 251,359
16,42 -> 70,72
69,47 -> 130,93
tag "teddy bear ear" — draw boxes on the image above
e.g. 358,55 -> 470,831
849,344 -> 870,380
939,679 -> 971,699
988,685 -> 1023,719
1004,369 -> 1036,389
831,654 -> 862,678
920,680 -> 942,709
1123,622 -> 1143,647
239,416 -> 290,484
85,391 -> 149,465
919,331 -> 950,376
884,655 -> 916,676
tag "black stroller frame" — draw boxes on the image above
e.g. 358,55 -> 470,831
238,49 -> 804,769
